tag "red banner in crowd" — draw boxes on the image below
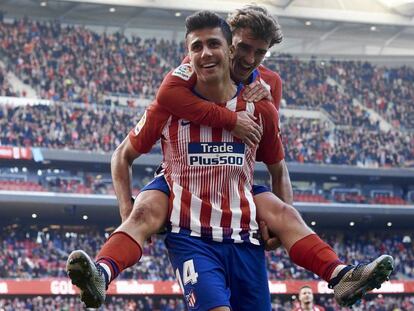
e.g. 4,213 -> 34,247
0,146 -> 32,160
0,279 -> 410,295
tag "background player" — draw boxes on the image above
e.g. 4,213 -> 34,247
293,285 -> 325,311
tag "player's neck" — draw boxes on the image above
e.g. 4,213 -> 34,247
194,75 -> 237,103
301,302 -> 314,311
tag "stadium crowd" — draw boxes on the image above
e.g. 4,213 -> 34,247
0,18 -> 413,167
0,295 -> 413,310
1,228 -> 412,281
1,101 -> 413,167
0,19 -> 178,102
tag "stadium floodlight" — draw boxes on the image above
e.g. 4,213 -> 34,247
175,12 -> 182,17
83,215 -> 89,220
370,26 -> 377,31
311,221 -> 316,226
387,222 -> 392,227
32,213 -> 38,219
40,1 -> 47,7
349,221 -> 355,227
109,7 -> 116,12
305,20 -> 312,26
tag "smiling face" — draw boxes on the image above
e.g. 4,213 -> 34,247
230,27 -> 270,83
186,27 -> 230,85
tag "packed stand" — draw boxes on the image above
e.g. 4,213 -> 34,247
0,19 -> 179,103
266,230 -> 414,281
265,55 -> 414,130
1,227 -> 413,280
0,102 -> 143,153
334,61 -> 414,130
0,228 -> 174,280
0,17 -> 413,167
1,101 -> 412,167
280,116 -> 414,167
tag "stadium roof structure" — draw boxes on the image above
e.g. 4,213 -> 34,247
1,0 -> 414,57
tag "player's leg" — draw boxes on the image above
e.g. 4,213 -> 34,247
165,233 -> 231,311
254,189 -> 313,252
228,243 -> 271,311
113,189 -> 168,246
253,187 -> 394,307
66,176 -> 170,308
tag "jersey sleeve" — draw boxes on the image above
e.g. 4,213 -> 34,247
254,99 -> 285,164
156,60 -> 237,131
128,101 -> 170,154
258,65 -> 282,111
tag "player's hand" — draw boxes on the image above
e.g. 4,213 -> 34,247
243,81 -> 272,102
231,111 -> 263,147
259,221 -> 282,251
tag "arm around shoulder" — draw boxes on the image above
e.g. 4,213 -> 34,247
156,64 -> 237,130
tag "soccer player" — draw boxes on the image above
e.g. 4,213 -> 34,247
152,5 -> 395,307
69,11 -> 281,310
293,286 -> 325,311
67,6 -> 394,309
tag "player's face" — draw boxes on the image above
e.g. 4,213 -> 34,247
230,27 -> 270,83
299,287 -> 314,304
187,27 -> 230,84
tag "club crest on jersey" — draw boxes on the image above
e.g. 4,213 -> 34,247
187,142 -> 245,166
172,63 -> 194,81
134,110 -> 147,135
185,289 -> 197,308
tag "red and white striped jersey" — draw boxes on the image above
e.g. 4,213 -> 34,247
129,89 -> 283,244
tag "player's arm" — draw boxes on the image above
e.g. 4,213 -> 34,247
156,62 -> 262,146
111,103 -> 169,222
266,160 -> 293,205
111,137 -> 142,222
255,101 -> 292,204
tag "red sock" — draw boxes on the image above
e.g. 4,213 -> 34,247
289,233 -> 343,282
96,231 -> 142,282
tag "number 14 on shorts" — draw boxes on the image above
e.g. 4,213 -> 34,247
175,259 -> 199,290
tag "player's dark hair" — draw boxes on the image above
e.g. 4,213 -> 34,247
185,11 -> 232,45
227,5 -> 283,47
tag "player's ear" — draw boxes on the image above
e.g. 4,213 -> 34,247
229,45 -> 235,59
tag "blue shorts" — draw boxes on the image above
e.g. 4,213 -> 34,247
140,175 -> 171,196
141,175 -> 270,197
165,233 -> 271,311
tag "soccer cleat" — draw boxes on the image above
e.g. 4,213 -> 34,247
66,250 -> 107,308
328,255 -> 394,307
